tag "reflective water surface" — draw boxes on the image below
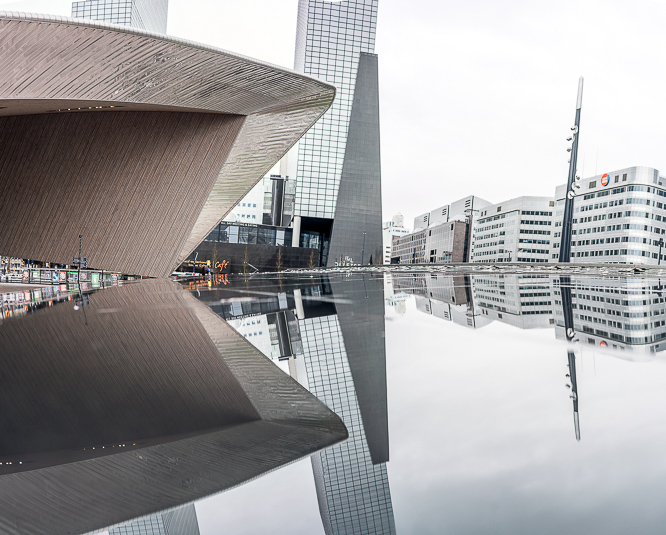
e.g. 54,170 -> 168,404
2,270 -> 666,534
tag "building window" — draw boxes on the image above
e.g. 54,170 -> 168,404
589,181 -> 596,189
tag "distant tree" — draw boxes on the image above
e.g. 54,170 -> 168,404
243,245 -> 249,275
276,246 -> 284,272
308,249 -> 316,269
211,244 -> 219,273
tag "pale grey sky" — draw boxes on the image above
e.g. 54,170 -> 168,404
2,0 -> 665,227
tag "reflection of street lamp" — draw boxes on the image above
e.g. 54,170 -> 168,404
658,237 -> 664,265
361,231 -> 367,265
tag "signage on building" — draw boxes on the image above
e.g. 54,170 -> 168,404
601,173 -> 609,187
600,341 -> 607,348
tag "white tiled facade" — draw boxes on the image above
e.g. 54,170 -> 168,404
382,215 -> 410,264
294,0 -> 378,219
553,166 -> 666,264
72,0 -> 169,33
472,197 -> 554,263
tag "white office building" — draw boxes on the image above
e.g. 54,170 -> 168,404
382,214 -> 410,264
552,166 -> 666,264
223,176 -> 269,224
472,196 -> 554,263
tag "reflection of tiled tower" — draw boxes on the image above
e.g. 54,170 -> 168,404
72,0 -> 169,33
302,315 -> 396,534
216,275 -> 396,534
110,499 -> 200,534
292,0 -> 382,266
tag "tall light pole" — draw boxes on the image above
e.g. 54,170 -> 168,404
559,77 -> 584,263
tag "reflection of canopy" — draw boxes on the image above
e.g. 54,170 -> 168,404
0,280 -> 346,535
0,13 -> 335,277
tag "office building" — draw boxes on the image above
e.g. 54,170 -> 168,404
291,0 -> 383,267
72,0 -> 168,33
553,166 -> 666,264
392,195 -> 491,264
223,176 -> 270,224
0,12 -> 334,277
110,504 -> 200,535
472,196 -> 554,263
382,214 -> 410,264
391,228 -> 428,264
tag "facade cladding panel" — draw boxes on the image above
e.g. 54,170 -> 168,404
110,504 -> 200,535
327,52 -> 383,266
553,166 -> 666,264
0,13 -> 335,277
294,0 -> 378,220
72,0 -> 168,33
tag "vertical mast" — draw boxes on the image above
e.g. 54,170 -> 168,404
559,77 -> 584,262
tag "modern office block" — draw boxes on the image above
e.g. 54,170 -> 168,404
292,0 -> 382,266
72,0 -> 169,33
0,12 -> 334,277
472,196 -> 555,263
552,166 -> 666,264
394,195 -> 491,264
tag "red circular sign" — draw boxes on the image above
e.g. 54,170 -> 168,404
600,341 -> 608,348
601,173 -> 609,186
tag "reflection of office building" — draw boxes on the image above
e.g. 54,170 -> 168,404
552,277 -> 666,354
72,0 -> 169,32
553,166 -> 666,264
392,273 -> 488,329
472,197 -> 554,263
473,275 -> 554,329
303,315 -> 396,535
291,0 -> 383,267
110,504 -> 200,535
217,275 -> 396,534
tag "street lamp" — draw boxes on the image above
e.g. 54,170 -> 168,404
658,237 -> 664,265
559,77 -> 584,263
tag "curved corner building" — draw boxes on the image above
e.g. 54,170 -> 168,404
0,12 -> 335,277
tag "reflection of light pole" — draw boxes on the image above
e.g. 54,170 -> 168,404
361,231 -> 367,265
559,77 -> 584,263
560,275 -> 580,442
658,237 -> 664,265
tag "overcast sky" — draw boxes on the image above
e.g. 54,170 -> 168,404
2,0 -> 666,227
